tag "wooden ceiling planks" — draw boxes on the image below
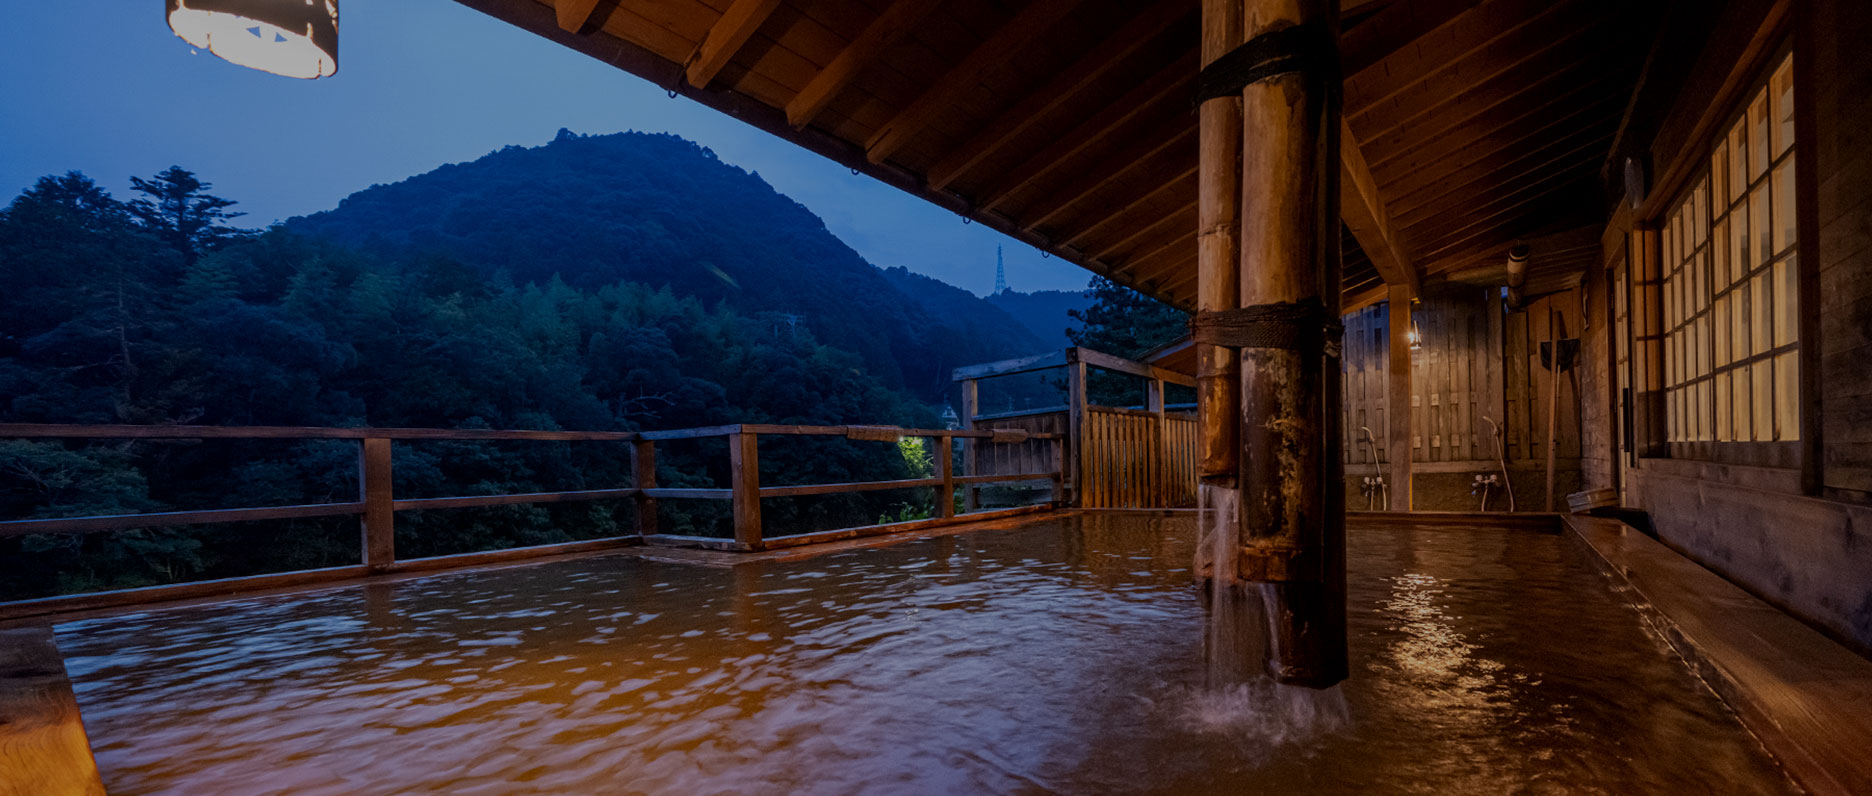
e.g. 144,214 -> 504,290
456,0 -> 1657,311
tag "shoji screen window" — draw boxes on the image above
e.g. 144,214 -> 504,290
1660,52 -> 1799,463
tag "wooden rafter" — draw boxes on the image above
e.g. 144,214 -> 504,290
1339,121 -> 1421,297
1341,0 -> 1484,77
1080,177 -> 1197,257
684,0 -> 785,88
785,0 -> 944,129
1022,117 -> 1196,232
1346,0 -> 1570,114
923,1 -> 1191,191
863,0 -> 1083,165
554,0 -> 606,33
976,51 -> 1197,214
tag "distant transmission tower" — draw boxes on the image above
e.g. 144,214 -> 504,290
993,246 -> 1008,294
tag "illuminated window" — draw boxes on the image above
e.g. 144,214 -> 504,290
1660,52 -> 1798,455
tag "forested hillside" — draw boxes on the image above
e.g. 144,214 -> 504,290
290,129 -> 1035,398
0,155 -> 1019,598
986,288 -> 1092,347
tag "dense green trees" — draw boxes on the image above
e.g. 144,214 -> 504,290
0,163 -> 956,599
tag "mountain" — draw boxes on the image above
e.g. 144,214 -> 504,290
986,288 -> 1092,347
879,265 -> 1046,367
288,129 -> 1037,399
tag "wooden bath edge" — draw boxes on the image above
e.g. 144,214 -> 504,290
1564,514 -> 1872,796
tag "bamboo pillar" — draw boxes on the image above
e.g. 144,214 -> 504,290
1198,0 -> 1243,482
1234,0 -> 1347,689
1387,285 -> 1413,510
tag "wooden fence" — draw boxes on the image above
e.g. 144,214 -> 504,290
0,422 -> 1063,620
955,347 -> 1199,510
1080,407 -> 1198,508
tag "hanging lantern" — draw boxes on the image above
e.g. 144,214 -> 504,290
167,0 -> 338,79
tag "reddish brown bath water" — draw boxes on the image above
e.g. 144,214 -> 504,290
58,513 -> 1796,794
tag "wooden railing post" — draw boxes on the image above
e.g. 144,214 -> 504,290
936,435 -> 956,518
1066,350 -> 1087,507
631,439 -> 658,535
1148,378 -> 1166,507
359,437 -> 395,571
729,432 -> 763,550
960,378 -> 980,511
1051,436 -> 1067,505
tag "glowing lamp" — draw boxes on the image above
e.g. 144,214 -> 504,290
167,0 -> 338,79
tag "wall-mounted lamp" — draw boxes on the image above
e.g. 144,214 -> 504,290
1408,320 -> 1422,351
168,0 -> 338,79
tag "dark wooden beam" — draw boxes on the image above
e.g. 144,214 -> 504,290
555,0 -> 606,33
1346,0 -> 1571,114
1023,117 -> 1196,233
924,1 -> 1191,191
1341,0 -> 1485,77
1381,89 -> 1625,214
1351,7 -> 1607,143
864,0 -> 1084,164
785,0 -> 944,129
1070,168 -> 1197,252
976,51 -> 1197,214
1089,194 -> 1197,263
1340,121 -> 1420,296
685,0 -> 786,89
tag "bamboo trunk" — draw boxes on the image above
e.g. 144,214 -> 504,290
1234,0 -> 1347,689
1197,0 -> 1243,481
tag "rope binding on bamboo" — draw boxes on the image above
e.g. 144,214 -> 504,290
1193,23 -> 1337,106
1188,298 -> 1344,359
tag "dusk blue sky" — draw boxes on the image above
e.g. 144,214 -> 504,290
0,0 -> 1090,296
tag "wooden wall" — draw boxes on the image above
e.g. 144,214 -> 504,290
1340,285 -> 1582,471
1593,0 -> 1872,652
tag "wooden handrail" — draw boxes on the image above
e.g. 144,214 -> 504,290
0,421 -> 1069,612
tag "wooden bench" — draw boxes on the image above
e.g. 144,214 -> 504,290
0,627 -> 105,795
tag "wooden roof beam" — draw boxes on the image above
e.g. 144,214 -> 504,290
684,0 -> 785,89
924,2 -> 1192,191
1022,117 -> 1196,233
864,0 -> 1084,165
555,0 -> 602,33
1339,121 -> 1421,298
785,0 -> 945,129
975,51 -> 1198,214
1341,0 -> 1485,77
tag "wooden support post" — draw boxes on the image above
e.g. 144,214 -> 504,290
1051,437 -> 1067,505
1197,0 -> 1243,482
1148,378 -> 1167,507
359,437 -> 394,571
631,439 -> 659,535
1544,301 -> 1561,512
1387,285 -> 1414,511
1066,352 -> 1088,507
729,432 -> 763,551
1234,0 -> 1347,689
960,378 -> 980,512
937,435 -> 956,518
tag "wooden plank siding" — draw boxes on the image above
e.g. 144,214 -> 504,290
1340,286 -> 1583,471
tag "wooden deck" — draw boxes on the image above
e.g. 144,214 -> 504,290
1566,514 -> 1872,796
0,628 -> 105,796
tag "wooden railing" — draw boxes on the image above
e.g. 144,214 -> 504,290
0,422 -> 1063,619
954,347 -> 1199,509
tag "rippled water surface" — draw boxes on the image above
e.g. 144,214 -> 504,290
59,513 -> 1797,794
